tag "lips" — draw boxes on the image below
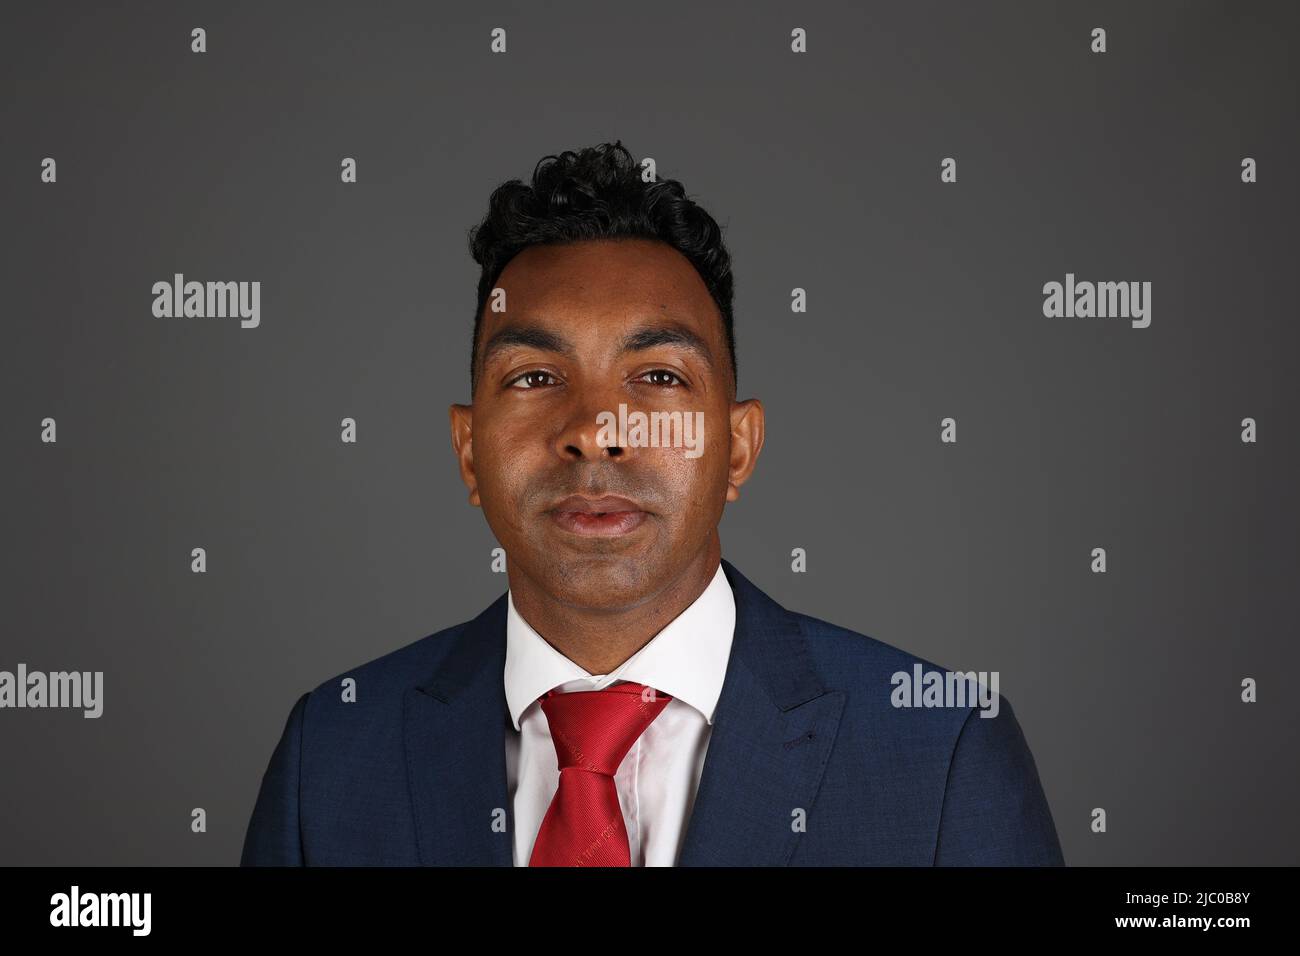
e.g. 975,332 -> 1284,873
549,494 -> 646,515
547,494 -> 650,537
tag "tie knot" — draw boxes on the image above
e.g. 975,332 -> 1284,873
539,681 -> 672,776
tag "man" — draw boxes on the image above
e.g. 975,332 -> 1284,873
240,141 -> 1064,866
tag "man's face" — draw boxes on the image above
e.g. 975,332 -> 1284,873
449,237 -> 762,611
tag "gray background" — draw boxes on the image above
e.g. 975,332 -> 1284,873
1,0 -> 1296,866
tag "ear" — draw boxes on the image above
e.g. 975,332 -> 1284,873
725,398 -> 765,502
448,403 -> 480,507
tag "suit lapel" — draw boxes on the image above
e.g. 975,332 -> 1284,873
675,560 -> 846,866
403,593 -> 514,866
401,559 -> 845,867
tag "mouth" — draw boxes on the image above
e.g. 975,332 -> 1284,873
547,494 -> 651,538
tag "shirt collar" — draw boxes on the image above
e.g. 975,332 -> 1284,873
504,560 -> 735,731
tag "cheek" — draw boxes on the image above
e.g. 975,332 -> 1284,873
655,443 -> 726,515
488,443 -> 531,493
474,433 -> 533,518
479,420 -> 534,480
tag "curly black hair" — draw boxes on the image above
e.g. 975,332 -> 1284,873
466,140 -> 736,399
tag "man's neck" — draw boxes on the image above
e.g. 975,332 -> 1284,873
509,539 -> 722,675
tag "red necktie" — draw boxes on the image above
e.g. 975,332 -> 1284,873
528,681 -> 672,867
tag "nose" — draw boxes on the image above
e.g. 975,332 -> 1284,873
553,389 -> 637,462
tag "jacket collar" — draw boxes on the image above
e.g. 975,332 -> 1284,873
403,558 -> 846,865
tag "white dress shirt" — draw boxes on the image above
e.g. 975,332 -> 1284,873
503,560 -> 736,866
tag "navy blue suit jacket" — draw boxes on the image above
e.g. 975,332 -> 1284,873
240,559 -> 1065,866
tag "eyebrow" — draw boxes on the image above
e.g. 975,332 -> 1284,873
480,321 -> 717,375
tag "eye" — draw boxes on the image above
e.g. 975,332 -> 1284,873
639,369 -> 686,387
507,370 -> 559,389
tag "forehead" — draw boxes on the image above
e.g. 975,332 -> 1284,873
483,238 -> 721,346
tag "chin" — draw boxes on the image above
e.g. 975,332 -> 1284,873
544,558 -> 656,608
